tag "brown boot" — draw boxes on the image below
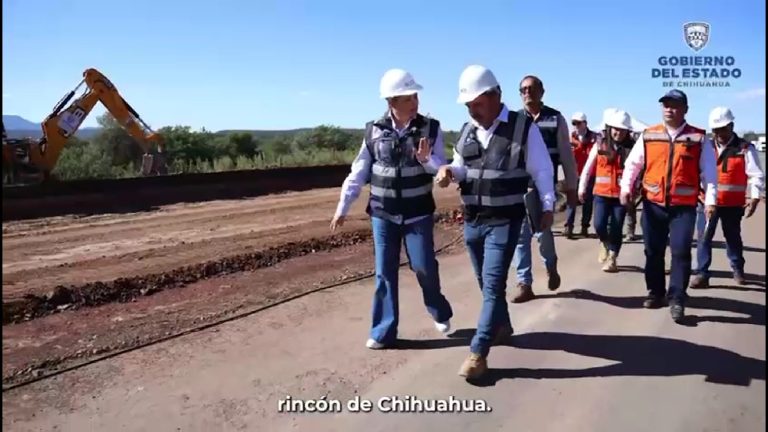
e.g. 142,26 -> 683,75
689,275 -> 709,288
511,283 -> 535,303
458,353 -> 487,379
492,323 -> 514,346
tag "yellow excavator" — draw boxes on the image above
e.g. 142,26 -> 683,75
2,68 -> 168,185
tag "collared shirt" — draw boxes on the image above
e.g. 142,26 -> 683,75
714,135 -> 765,199
448,104 -> 556,212
334,112 -> 446,222
620,122 -> 718,205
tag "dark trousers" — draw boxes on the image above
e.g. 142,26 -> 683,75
593,196 -> 627,254
565,176 -> 594,229
695,204 -> 745,278
641,201 -> 697,303
464,217 -> 523,357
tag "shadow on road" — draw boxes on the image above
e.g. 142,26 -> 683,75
535,290 -> 765,327
615,266 -> 765,288
700,240 -> 766,254
708,271 -> 766,288
471,332 -> 766,388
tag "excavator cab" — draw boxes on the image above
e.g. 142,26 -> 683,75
2,123 -> 46,185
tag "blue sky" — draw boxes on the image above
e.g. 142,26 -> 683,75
3,0 -> 765,133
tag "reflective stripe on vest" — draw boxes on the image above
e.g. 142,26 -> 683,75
457,110 -> 531,217
364,114 -> 438,221
714,139 -> 750,206
520,107 -> 561,158
641,124 -> 705,206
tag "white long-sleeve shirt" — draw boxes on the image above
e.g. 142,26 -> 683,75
578,142 -> 600,196
334,113 -> 446,222
714,135 -> 765,199
619,122 -> 718,205
448,104 -> 556,212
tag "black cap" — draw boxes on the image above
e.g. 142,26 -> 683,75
658,89 -> 688,105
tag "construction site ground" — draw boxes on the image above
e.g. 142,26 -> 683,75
2,186 -> 466,385
2,184 -> 765,431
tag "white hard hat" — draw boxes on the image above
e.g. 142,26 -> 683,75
709,106 -> 735,129
571,112 -> 587,122
457,65 -> 500,104
604,109 -> 633,131
379,68 -> 423,99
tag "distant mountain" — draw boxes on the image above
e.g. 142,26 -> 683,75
3,115 -> 102,140
3,115 -> 38,130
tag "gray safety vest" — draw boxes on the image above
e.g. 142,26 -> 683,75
456,109 -> 532,222
364,113 -> 438,223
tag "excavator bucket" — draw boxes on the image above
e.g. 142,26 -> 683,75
141,154 -> 157,176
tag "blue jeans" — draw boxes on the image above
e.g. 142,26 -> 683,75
593,196 -> 627,254
513,217 -> 557,285
370,216 -> 453,344
565,177 -> 594,229
695,203 -> 745,278
464,217 -> 523,357
642,201 -> 697,303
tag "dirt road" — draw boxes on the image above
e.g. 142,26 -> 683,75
3,205 -> 764,431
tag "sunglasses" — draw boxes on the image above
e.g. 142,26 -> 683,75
519,86 -> 536,95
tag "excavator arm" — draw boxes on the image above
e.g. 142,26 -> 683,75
26,68 -> 167,180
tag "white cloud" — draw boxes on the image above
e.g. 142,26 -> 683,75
735,87 -> 766,100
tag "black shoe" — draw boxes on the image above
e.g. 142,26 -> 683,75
670,302 -> 685,323
580,226 -> 589,237
643,295 -> 666,309
547,270 -> 561,291
564,226 -> 574,239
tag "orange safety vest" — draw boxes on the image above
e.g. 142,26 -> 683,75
642,123 -> 705,207
571,130 -> 596,175
714,140 -> 750,206
593,142 -> 625,198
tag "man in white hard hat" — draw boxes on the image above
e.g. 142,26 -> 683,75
331,68 -> 454,349
564,111 -> 597,239
578,110 -> 636,272
690,107 -> 764,288
435,65 -> 555,379
510,75 -> 580,303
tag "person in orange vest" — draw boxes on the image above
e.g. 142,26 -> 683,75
579,110 -> 636,272
620,89 -> 718,323
565,112 -> 597,239
690,107 -> 765,288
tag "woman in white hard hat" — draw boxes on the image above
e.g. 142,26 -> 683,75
330,68 -> 454,349
578,110 -> 636,272
435,64 -> 555,379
